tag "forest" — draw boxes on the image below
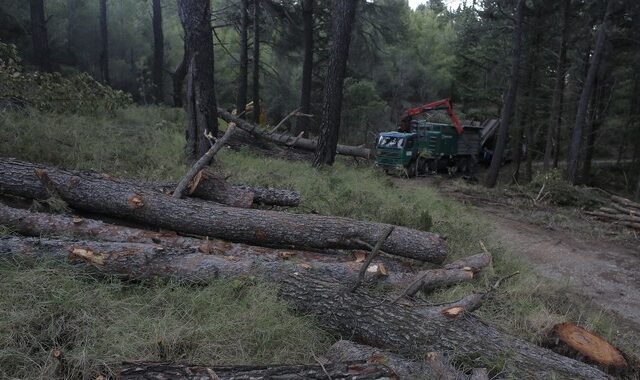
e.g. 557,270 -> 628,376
0,0 -> 640,379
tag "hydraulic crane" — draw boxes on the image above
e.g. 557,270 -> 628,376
398,98 -> 463,135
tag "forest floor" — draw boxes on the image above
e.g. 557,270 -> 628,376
395,175 -> 640,352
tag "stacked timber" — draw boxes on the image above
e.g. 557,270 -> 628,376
586,195 -> 640,231
0,157 -> 622,379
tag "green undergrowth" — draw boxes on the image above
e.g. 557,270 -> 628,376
0,259 -> 330,379
0,105 -> 630,375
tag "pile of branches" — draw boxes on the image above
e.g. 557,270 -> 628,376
0,155 -> 627,379
586,195 -> 640,231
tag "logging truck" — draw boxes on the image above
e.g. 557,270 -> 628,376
375,99 -> 481,178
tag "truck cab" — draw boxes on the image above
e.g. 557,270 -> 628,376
375,132 -> 418,172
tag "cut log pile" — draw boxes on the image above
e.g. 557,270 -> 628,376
586,195 -> 640,231
0,157 -> 622,379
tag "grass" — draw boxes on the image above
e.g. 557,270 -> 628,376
0,105 -> 635,376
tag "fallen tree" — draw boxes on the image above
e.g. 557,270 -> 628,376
0,158 -> 447,263
119,361 -> 395,379
218,108 -> 372,159
0,235 -> 608,378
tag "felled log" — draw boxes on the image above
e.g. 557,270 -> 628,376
0,236 -> 607,378
119,361 -> 395,379
0,158 -> 447,263
551,323 -> 628,372
218,108 -> 372,159
611,195 -> 640,211
326,340 -> 471,379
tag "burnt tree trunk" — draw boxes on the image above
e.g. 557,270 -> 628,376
543,0 -> 570,171
312,0 -> 358,166
235,0 -> 249,118
178,0 -> 219,159
0,159 -> 447,263
99,0 -> 110,85
29,0 -> 52,72
485,0 -> 524,188
252,0 -> 261,124
567,0 -> 614,185
0,236 -> 608,379
296,0 -> 314,135
152,0 -> 164,103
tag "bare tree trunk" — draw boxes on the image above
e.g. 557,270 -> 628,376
485,0 -> 525,188
566,0 -> 614,184
252,0 -> 261,124
172,43 -> 187,107
313,0 -> 358,166
544,0 -> 570,170
99,0 -> 110,85
29,0 -> 51,72
235,0 -> 249,118
296,0 -> 314,135
178,0 -> 219,159
152,0 -> 164,103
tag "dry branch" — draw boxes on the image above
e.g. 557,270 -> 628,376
0,158 -> 447,263
218,108 -> 371,159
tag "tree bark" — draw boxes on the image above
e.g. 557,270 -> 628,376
218,108 -> 371,159
119,361 -> 395,379
543,0 -> 570,171
0,158 -> 447,263
151,0 -> 164,103
313,0 -> 358,166
99,0 -> 110,85
29,0 -> 52,72
566,0 -> 614,185
296,0 -> 314,135
0,236 -> 608,379
178,0 -> 219,159
173,43 -> 187,107
235,0 -> 249,118
485,0 -> 525,188
252,0 -> 261,124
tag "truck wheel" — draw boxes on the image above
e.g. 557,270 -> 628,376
407,160 -> 417,178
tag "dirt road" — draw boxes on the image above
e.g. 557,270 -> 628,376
396,176 -> 640,333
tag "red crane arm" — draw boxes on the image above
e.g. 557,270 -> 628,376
400,98 -> 463,134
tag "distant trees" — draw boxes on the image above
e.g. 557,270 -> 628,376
177,0 -> 219,159
151,0 -> 164,103
29,0 -> 51,72
99,0 -> 110,84
235,0 -> 249,118
296,0 -> 314,135
485,0 -> 525,188
313,0 -> 358,167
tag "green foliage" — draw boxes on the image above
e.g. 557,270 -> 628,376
0,42 -> 131,114
528,169 -> 604,207
0,259 -> 330,379
340,78 -> 390,144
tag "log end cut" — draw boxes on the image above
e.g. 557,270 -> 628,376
553,323 -> 627,369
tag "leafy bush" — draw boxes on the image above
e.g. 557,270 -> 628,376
0,42 -> 132,114
528,169 -> 604,208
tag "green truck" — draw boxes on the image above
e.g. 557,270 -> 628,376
374,99 -> 481,177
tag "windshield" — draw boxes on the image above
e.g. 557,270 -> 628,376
377,136 -> 405,149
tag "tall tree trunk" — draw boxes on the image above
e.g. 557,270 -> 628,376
152,0 -> 164,103
172,42 -> 187,107
29,0 -> 51,72
296,0 -> 314,135
312,0 -> 358,167
543,0 -> 570,170
99,0 -> 110,85
485,0 -> 525,188
235,0 -> 249,118
566,0 -> 614,185
178,0 -> 219,159
252,0 -> 261,124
